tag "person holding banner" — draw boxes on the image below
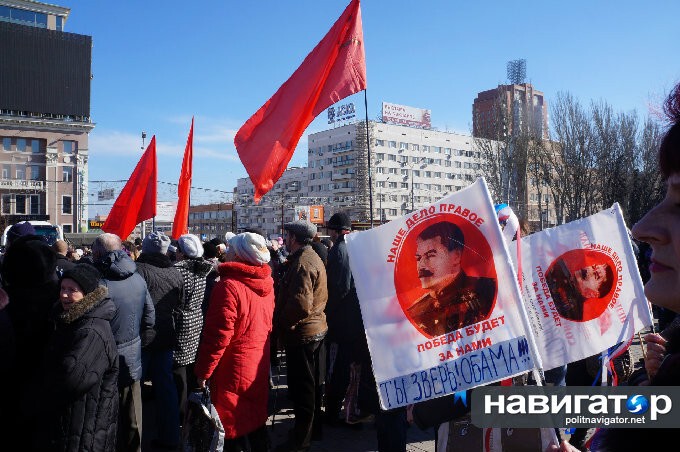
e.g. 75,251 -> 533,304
407,220 -> 496,338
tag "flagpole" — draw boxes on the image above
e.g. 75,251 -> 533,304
364,90 -> 373,228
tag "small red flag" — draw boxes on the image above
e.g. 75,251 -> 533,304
172,118 -> 194,239
235,0 -> 367,202
102,136 -> 157,240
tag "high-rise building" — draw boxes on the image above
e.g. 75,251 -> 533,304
0,0 -> 93,234
472,83 -> 548,140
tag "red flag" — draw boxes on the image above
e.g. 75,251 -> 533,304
172,118 -> 194,239
102,136 -> 157,240
235,0 -> 367,202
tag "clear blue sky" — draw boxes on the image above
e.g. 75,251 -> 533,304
63,0 -> 680,215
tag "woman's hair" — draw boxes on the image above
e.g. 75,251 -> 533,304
659,82 -> 680,179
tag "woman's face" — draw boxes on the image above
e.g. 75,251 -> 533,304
60,278 -> 84,311
632,173 -> 680,313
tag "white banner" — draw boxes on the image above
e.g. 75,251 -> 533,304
346,179 -> 536,410
516,204 -> 653,370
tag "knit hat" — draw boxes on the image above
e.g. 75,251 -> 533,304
6,221 -> 37,246
230,232 -> 271,265
283,220 -> 317,242
62,263 -> 101,295
177,234 -> 204,258
224,232 -> 236,243
327,212 -> 352,231
142,231 -> 171,255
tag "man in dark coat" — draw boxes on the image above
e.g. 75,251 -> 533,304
39,264 -> 119,452
53,239 -> 76,277
93,233 -> 155,452
323,212 -> 367,425
135,231 -> 184,449
406,221 -> 496,338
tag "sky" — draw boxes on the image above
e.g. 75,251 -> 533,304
62,0 -> 680,216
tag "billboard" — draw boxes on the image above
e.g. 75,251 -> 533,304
0,22 -> 92,117
294,205 -> 325,225
97,188 -> 115,201
382,102 -> 431,129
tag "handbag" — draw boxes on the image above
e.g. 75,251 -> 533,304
183,386 -> 225,452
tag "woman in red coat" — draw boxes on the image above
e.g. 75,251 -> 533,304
195,232 -> 275,452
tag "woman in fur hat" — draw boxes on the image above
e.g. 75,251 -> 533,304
194,232 -> 275,452
38,264 -> 120,451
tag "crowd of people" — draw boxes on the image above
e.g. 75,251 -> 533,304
2,81 -> 680,452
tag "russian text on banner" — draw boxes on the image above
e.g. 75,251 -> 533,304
345,179 -> 537,409
516,203 -> 653,370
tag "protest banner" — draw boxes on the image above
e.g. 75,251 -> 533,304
346,178 -> 538,410
516,203 -> 653,370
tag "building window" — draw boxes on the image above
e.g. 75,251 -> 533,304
455,162 -> 462,168
445,161 -> 452,167
30,165 -> 40,180
389,182 -> 397,189
388,168 -> 398,174
63,140 -> 76,154
2,138 -> 10,152
412,144 -> 419,151
413,170 -> 420,177
16,167 -> 25,180
62,195 -> 72,214
376,153 -> 385,160
388,141 -> 397,148
17,138 -> 26,152
2,195 -> 10,214
31,139 -> 40,153
30,195 -> 40,215
388,154 -> 396,161
445,148 -> 452,155
423,145 -> 430,153
62,224 -> 73,233
15,195 -> 26,214
399,142 -> 408,150
376,139 -> 385,146
401,169 -> 408,176
433,146 -> 442,153
2,165 -> 9,179
63,167 -> 73,182
401,183 -> 408,189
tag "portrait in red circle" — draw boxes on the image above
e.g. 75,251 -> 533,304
545,249 -> 617,322
394,215 -> 497,338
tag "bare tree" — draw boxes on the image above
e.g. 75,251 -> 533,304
549,92 -> 601,222
627,117 -> 664,225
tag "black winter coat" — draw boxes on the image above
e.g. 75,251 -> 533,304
40,286 -> 119,452
135,252 -> 184,350
325,234 -> 364,343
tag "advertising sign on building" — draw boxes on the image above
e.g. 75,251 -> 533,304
309,205 -> 324,224
327,102 -> 356,124
156,201 -> 177,222
382,102 -> 432,129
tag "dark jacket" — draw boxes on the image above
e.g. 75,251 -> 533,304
276,244 -> 328,345
40,287 -> 119,452
55,254 -> 76,278
595,326 -> 680,451
135,252 -> 183,350
0,235 -> 59,443
325,234 -> 364,343
174,257 -> 214,366
97,250 -> 155,386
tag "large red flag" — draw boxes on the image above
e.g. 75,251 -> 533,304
234,0 -> 367,202
102,136 -> 157,240
172,118 -> 194,239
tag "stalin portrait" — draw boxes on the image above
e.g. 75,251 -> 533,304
406,220 -> 496,338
